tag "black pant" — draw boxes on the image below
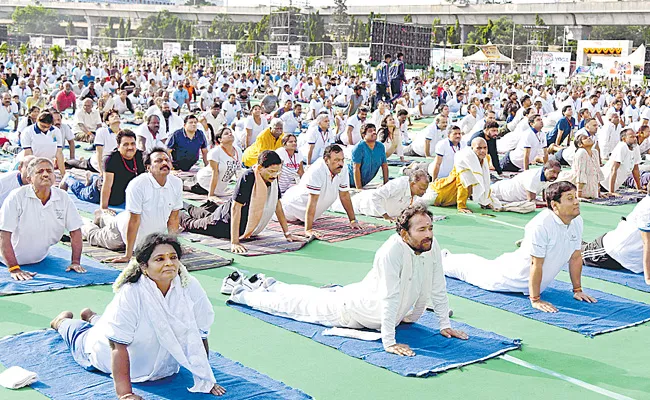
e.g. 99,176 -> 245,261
389,80 -> 402,103
500,152 -> 521,173
581,234 -> 624,270
189,182 -> 209,196
65,158 -> 98,173
180,201 -> 230,238
375,84 -> 390,105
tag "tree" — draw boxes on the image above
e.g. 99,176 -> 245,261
50,45 -> 63,60
118,18 -> 126,39
135,10 -> 195,49
303,11 -> 328,56
0,43 -> 9,58
66,20 -> 75,41
404,14 -> 413,23
432,18 -> 445,44
332,0 -> 349,42
12,5 -> 62,35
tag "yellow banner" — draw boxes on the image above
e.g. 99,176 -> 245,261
480,45 -> 500,60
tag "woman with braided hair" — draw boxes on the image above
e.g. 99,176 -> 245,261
49,233 -> 226,399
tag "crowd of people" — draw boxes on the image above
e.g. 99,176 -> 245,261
0,49 -> 649,398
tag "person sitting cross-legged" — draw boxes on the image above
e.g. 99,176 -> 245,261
49,233 -> 226,399
349,123 -> 389,189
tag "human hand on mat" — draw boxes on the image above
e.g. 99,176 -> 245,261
211,383 -> 227,396
105,255 -> 131,263
349,221 -> 362,230
573,291 -> 597,303
231,243 -> 247,254
530,299 -> 558,313
10,269 -> 36,281
440,328 -> 469,340
284,233 -> 300,243
304,229 -> 321,239
386,343 -> 415,357
458,208 -> 473,214
66,263 -> 87,274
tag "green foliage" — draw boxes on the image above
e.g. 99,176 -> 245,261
136,10 -> 195,48
303,11 -> 328,56
135,46 -> 144,60
170,54 -> 182,69
182,52 -> 197,68
589,26 -> 650,47
332,0 -> 349,42
82,48 -> 93,60
12,5 -> 62,35
50,45 -> 63,60
303,56 -> 317,74
18,44 -> 28,58
404,14 -> 412,23
66,20 -> 75,40
0,42 -> 9,58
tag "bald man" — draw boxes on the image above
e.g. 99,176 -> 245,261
424,137 -> 501,213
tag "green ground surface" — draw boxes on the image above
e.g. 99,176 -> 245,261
2,123 -> 650,399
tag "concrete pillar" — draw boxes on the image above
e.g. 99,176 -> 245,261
85,16 -> 94,42
566,25 -> 592,41
460,24 -> 468,44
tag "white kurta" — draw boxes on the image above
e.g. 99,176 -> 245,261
231,234 -> 451,349
443,209 -> 583,294
331,176 -> 413,218
602,196 -> 650,273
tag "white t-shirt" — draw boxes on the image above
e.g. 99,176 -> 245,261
0,186 -> 83,265
223,101 -> 242,125
300,125 -> 334,164
196,146 -> 242,196
411,124 -> 446,157
92,127 -> 119,171
245,116 -> 268,145
282,157 -> 350,221
602,196 -> 650,273
491,168 -> 549,202
84,275 -> 214,382
0,171 -> 21,206
433,139 -> 464,179
116,174 -> 183,248
509,128 -> 547,170
21,125 -> 63,159
601,142 -> 641,191
343,115 -> 364,146
280,111 -> 301,134
135,124 -> 168,154
276,147 -> 301,193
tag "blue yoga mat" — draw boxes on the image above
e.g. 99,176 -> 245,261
0,330 -> 311,400
445,278 -> 650,336
228,302 -> 521,377
67,191 -> 125,214
0,246 -> 120,296
580,266 -> 650,293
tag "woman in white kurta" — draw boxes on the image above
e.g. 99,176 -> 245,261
50,234 -> 226,399
195,126 -> 242,199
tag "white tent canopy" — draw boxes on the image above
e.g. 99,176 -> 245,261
464,45 -> 513,64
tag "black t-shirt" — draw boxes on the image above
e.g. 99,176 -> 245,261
104,149 -> 145,205
213,169 -> 280,235
120,80 -> 136,94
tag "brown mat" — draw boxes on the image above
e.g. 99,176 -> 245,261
181,231 -> 312,257
266,215 -> 393,243
61,241 -> 233,271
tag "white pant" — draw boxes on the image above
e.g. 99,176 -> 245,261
442,251 -> 526,293
231,282 -> 362,328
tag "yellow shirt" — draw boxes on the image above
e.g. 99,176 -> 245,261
26,96 -> 47,110
242,128 -> 284,167
429,166 -> 470,210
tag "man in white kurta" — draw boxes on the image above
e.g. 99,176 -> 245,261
330,172 -> 429,221
231,205 -> 468,354
601,130 -> 642,193
442,181 -> 596,312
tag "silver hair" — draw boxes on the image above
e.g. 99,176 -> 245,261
409,169 -> 430,183
26,157 -> 54,177
315,114 -> 329,125
270,118 -> 284,128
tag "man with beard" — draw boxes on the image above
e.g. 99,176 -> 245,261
282,144 -> 361,237
468,121 -> 502,174
443,181 -> 597,313
80,148 -> 183,263
180,151 -> 298,254
228,204 -> 469,356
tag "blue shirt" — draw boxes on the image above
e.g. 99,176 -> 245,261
81,75 -> 95,86
348,141 -> 387,188
172,88 -> 190,107
166,129 -> 207,171
547,116 -> 575,145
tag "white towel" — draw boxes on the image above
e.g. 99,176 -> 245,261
322,327 -> 382,341
0,366 -> 38,389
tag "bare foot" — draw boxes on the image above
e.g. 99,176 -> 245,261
58,172 -> 70,191
85,171 -> 93,186
80,308 -> 97,322
50,311 -> 73,330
